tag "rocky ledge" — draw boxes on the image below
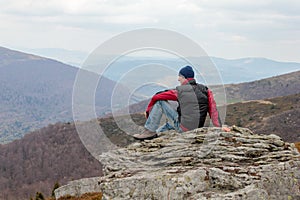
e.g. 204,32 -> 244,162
55,127 -> 300,199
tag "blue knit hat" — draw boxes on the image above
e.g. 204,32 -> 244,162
179,66 -> 194,78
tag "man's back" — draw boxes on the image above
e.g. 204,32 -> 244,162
176,81 -> 208,130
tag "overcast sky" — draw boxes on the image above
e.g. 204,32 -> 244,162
1,0 -> 300,62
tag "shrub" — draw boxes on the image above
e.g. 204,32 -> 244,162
35,192 -> 45,200
57,192 -> 102,200
51,182 -> 60,198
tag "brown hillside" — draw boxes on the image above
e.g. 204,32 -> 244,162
0,122 -> 102,200
0,115 -> 138,200
225,70 -> 300,102
225,93 -> 300,142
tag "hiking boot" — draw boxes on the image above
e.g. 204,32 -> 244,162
133,129 -> 158,140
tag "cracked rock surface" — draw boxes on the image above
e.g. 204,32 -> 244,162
55,127 -> 300,199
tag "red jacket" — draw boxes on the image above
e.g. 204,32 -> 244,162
146,82 -> 221,129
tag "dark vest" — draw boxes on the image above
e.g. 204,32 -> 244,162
176,80 -> 208,130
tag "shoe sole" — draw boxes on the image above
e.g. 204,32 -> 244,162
133,134 -> 158,141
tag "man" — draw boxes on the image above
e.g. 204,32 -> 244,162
133,65 -> 228,140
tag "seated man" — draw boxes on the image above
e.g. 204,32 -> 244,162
133,65 -> 228,140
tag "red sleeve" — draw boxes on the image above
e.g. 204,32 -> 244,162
146,89 -> 178,118
207,89 -> 222,127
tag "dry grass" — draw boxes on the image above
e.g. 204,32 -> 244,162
225,93 -> 300,143
294,142 -> 300,153
46,192 -> 102,200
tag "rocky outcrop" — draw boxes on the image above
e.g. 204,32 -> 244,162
54,177 -> 102,199
55,127 -> 300,199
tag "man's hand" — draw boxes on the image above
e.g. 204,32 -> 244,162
222,126 -> 231,132
145,111 -> 149,118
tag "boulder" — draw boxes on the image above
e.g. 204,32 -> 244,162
55,127 -> 300,199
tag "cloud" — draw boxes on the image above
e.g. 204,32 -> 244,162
0,0 -> 206,30
0,0 -> 299,62
2,0 -> 298,32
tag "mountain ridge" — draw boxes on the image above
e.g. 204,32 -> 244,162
17,47 -> 300,80
0,46 -> 124,144
225,70 -> 300,102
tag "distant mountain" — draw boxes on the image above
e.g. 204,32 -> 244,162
94,56 -> 300,84
19,48 -> 300,84
225,70 -> 300,103
0,46 -> 120,143
89,56 -> 300,104
211,57 -> 300,83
